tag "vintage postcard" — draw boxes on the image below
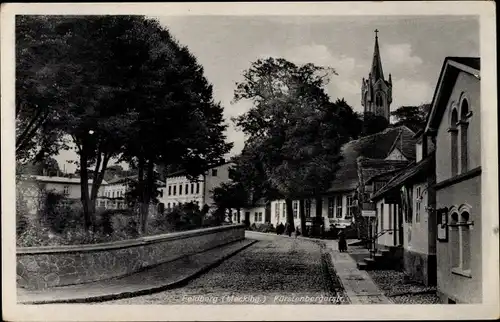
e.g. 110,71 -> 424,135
1,2 -> 498,321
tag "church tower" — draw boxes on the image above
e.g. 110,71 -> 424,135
361,30 -> 392,122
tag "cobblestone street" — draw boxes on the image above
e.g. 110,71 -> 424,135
105,236 -> 347,305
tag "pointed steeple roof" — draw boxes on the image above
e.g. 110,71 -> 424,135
371,29 -> 385,81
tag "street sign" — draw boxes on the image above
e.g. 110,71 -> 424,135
361,210 -> 376,217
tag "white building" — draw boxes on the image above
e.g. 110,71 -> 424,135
160,162 -> 233,211
97,175 -> 165,210
17,175 -> 107,215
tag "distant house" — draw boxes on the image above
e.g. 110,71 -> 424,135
326,125 -> 416,236
424,57 -> 481,304
239,126 -> 417,235
97,175 -> 165,210
371,130 -> 437,286
17,175 -> 107,215
239,198 -> 267,226
159,162 -> 233,212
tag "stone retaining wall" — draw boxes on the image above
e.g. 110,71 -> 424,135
17,224 -> 245,290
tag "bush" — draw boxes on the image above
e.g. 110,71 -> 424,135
38,191 -> 84,234
248,222 -> 275,233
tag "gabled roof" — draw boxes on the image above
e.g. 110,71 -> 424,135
166,160 -> 234,178
358,158 -> 411,185
387,126 -> 417,160
106,175 -> 164,186
424,57 -> 480,133
371,153 -> 435,201
21,175 -> 107,185
327,126 -> 416,193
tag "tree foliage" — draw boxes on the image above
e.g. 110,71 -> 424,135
16,16 -> 231,233
362,112 -> 390,135
232,57 -> 353,232
391,103 -> 431,132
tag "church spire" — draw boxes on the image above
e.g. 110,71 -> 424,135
371,29 -> 384,81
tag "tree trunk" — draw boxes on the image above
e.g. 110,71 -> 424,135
137,156 -> 145,234
89,149 -> 111,218
79,149 -> 94,231
299,199 -> 307,237
285,197 -> 294,233
140,159 -> 154,234
315,195 -> 323,238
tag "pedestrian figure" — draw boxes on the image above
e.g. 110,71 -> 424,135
277,222 -> 285,235
285,222 -> 293,237
338,229 -> 348,252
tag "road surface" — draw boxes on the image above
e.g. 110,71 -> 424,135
105,232 -> 346,304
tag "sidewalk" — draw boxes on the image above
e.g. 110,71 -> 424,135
324,240 -> 392,304
17,239 -> 256,304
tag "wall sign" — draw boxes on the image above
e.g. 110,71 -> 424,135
437,207 -> 448,242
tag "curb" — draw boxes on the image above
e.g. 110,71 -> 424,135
20,239 -> 257,304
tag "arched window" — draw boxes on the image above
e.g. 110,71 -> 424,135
375,92 -> 383,107
449,210 -> 460,268
459,211 -> 471,271
459,96 -> 470,173
449,107 -> 459,176
449,204 -> 473,276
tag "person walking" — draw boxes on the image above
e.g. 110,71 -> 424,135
338,229 -> 348,252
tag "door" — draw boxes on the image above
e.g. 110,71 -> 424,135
245,212 -> 250,227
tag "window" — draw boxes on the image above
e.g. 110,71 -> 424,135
449,107 -> 459,176
275,202 -> 280,219
173,185 -> 177,195
328,197 -> 335,218
336,196 -> 343,218
346,196 -> 355,218
449,205 -> 473,276
212,169 -> 218,176
255,212 -> 262,222
375,92 -> 383,107
293,201 -> 298,218
380,203 -> 384,230
168,185 -> 172,196
191,183 -> 194,194
258,212 -> 263,222
159,189 -> 163,198
415,186 -> 421,223
112,191 -> 115,198
282,203 -> 286,218
167,203 -> 170,209
185,184 -> 189,195
179,184 -> 183,195
459,97 -> 470,173
305,199 -> 311,217
196,183 -> 200,194
63,185 -> 70,195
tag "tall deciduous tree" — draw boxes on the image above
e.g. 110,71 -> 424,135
118,19 -> 232,233
233,58 -> 351,235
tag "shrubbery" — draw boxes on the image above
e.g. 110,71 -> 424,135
247,222 -> 276,233
16,189 -> 222,247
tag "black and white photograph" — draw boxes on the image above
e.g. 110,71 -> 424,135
1,2 -> 498,321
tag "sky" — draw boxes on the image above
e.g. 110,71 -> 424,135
55,15 -> 479,173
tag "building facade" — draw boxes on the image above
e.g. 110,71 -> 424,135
424,57 -> 481,303
17,175 -> 104,215
160,162 -> 233,212
361,30 -> 393,122
371,135 -> 437,286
